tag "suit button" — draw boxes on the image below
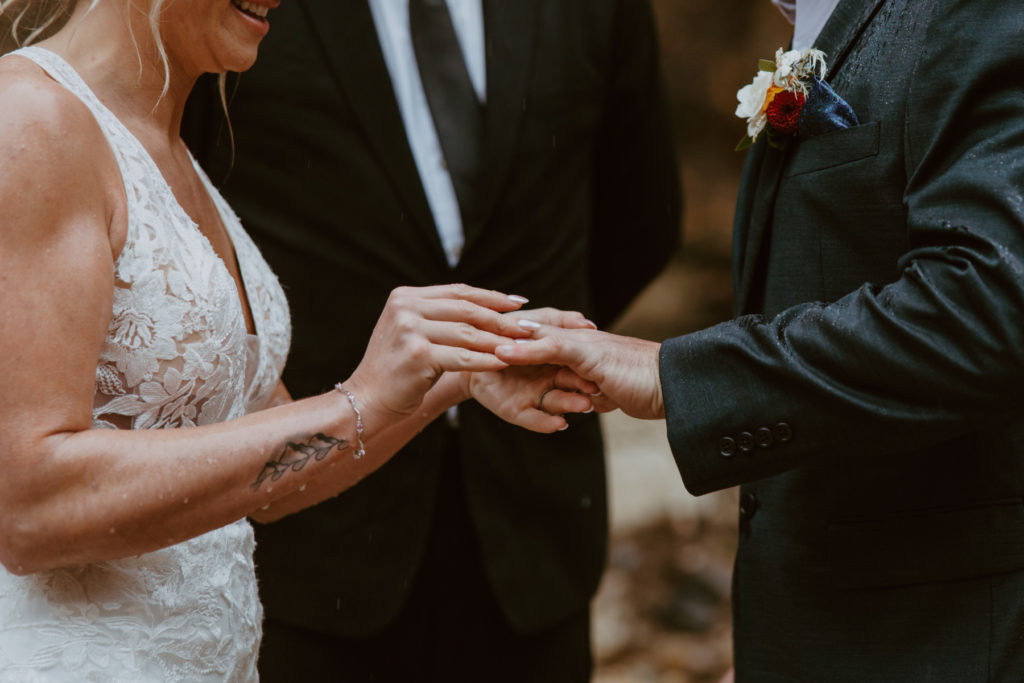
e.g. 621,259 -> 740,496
737,431 -> 755,453
773,422 -> 793,443
718,437 -> 737,458
755,427 -> 774,448
739,492 -> 758,518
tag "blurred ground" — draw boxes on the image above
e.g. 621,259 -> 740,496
591,4 -> 790,681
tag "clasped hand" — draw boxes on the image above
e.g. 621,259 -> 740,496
345,285 -> 661,435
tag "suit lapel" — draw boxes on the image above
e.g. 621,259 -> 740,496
732,0 -> 887,314
460,0 -> 541,252
297,0 -> 447,266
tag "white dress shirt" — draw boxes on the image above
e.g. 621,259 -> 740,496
368,0 -> 486,268
771,0 -> 842,50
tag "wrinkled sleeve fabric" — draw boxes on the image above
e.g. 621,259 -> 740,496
660,0 -> 1024,495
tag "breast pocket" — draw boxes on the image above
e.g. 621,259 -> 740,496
787,121 -> 881,177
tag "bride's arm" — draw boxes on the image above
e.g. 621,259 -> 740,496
0,80 -> 530,575
252,310 -> 602,523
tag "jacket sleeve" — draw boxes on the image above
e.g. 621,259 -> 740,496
660,0 -> 1024,495
587,0 -> 682,328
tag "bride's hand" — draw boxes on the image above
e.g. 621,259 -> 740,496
467,364 -> 599,433
465,307 -> 602,433
343,284 -> 533,421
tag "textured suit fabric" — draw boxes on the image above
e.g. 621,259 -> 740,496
183,0 -> 679,642
659,0 -> 1024,680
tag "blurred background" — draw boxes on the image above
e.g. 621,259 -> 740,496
594,3 -> 789,681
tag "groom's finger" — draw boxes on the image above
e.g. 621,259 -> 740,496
495,330 -> 586,367
537,389 -> 593,416
553,366 -> 600,396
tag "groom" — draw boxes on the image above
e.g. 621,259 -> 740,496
501,0 -> 1024,680
184,0 -> 679,680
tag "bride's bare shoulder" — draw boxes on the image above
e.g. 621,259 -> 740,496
0,54 -> 110,162
0,54 -> 123,246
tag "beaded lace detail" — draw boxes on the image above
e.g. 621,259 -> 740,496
0,47 -> 291,682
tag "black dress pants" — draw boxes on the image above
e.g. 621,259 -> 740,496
258,445 -> 593,683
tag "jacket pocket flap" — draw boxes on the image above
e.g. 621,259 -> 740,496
826,498 -> 1024,589
787,121 -> 880,177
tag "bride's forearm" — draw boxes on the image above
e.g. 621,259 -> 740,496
250,373 -> 470,523
1,389 -> 391,575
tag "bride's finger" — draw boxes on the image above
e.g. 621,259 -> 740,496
417,320 -> 523,353
431,346 -> 509,373
507,409 -> 569,434
392,284 -> 528,312
416,299 -> 537,339
507,308 -> 598,330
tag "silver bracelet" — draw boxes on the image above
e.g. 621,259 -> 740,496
334,383 -> 366,459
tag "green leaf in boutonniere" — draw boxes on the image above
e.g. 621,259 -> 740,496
758,59 -> 778,72
735,135 -> 755,152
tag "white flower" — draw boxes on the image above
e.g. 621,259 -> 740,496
772,47 -> 826,94
736,70 -> 773,138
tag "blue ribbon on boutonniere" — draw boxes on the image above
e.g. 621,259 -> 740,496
735,48 -> 858,151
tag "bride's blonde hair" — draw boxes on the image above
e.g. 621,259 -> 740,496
1,0 -> 232,144
2,0 -> 172,93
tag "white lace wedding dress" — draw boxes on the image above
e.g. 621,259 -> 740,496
0,47 -> 291,681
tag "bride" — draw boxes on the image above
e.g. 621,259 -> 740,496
0,0 -> 596,679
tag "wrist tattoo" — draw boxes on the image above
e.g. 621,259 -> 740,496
252,433 -> 349,490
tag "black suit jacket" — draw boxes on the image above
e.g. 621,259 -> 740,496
184,0 -> 679,637
659,0 -> 1024,680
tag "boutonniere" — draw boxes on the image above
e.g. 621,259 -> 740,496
735,47 -> 858,151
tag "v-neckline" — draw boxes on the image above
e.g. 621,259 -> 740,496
17,46 -> 261,342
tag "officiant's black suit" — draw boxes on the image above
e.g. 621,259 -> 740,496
184,0 -> 678,679
658,0 -> 1024,680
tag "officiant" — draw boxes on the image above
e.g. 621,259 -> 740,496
183,0 -> 680,680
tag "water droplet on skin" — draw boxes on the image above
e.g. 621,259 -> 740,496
299,484 -> 307,492
261,504 -> 270,511
122,493 -> 128,500
16,566 -> 23,573
182,498 -> 189,505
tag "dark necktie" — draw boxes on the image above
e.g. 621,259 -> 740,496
408,0 -> 483,229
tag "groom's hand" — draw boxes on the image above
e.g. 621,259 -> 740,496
496,327 -> 665,420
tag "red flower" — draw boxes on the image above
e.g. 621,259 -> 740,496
766,90 -> 806,135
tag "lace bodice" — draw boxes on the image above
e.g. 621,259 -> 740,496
0,47 -> 291,681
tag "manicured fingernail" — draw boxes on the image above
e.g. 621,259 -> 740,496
509,295 -> 529,304
518,319 -> 541,330
514,338 -> 535,344
558,423 -> 570,431
588,392 -> 603,398
583,319 -> 598,329
584,407 -> 595,414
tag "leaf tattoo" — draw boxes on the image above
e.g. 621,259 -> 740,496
252,433 -> 349,490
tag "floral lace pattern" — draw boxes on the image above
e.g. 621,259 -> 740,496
0,47 -> 291,681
